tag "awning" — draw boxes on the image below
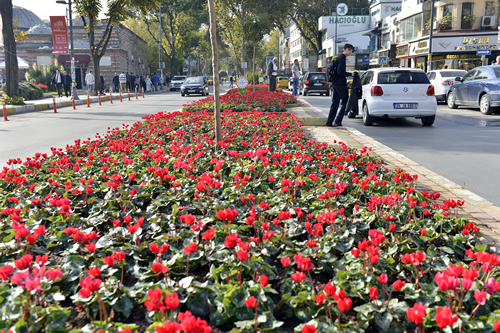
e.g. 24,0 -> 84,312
0,56 -> 29,69
57,55 -> 90,63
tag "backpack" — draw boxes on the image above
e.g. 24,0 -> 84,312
327,57 -> 339,83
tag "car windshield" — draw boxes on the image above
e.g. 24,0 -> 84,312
308,73 -> 326,80
185,78 -> 203,84
440,71 -> 467,78
377,71 -> 430,84
172,76 -> 185,81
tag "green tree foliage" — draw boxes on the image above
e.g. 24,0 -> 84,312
73,0 -> 158,95
133,0 -> 207,77
25,61 -> 64,92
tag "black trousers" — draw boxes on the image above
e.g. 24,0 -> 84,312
269,76 -> 277,91
64,84 -> 71,97
56,83 -> 63,97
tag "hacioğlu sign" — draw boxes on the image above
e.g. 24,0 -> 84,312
328,16 -> 367,24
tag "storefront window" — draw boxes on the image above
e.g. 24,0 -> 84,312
430,58 -> 482,70
399,14 -> 423,42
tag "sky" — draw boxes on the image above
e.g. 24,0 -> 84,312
12,0 -> 108,21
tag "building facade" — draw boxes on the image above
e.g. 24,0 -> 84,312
0,6 -> 148,90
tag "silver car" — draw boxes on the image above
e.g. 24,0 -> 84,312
170,76 -> 187,91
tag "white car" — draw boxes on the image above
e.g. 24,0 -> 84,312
427,69 -> 467,102
170,75 -> 187,91
358,68 -> 437,126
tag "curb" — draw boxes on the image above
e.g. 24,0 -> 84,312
304,126 -> 500,245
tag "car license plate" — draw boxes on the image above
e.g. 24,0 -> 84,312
394,103 -> 418,109
314,83 -> 322,86
188,90 -> 195,92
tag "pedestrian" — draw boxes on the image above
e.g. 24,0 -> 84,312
267,57 -> 278,91
100,75 -> 104,93
146,75 -> 152,92
153,73 -> 159,91
113,72 -> 119,93
494,56 -> 500,65
291,59 -> 300,96
126,72 -> 130,91
326,43 -> 354,127
130,74 -> 135,92
166,75 -> 171,88
52,69 -> 63,97
62,70 -> 72,97
119,71 -> 127,92
85,70 -> 94,94
229,76 -> 234,88
141,74 -> 146,93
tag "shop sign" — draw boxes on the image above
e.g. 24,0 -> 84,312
445,54 -> 478,59
357,55 -> 369,65
328,16 -> 367,24
396,45 -> 409,58
431,35 -> 498,53
409,40 -> 429,56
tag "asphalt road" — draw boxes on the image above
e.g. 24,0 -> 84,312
0,86 -> 228,168
296,89 -> 500,207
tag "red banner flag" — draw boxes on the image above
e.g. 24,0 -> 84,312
50,16 -> 68,54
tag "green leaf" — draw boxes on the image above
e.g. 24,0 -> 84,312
187,289 -> 209,317
374,312 -> 393,331
96,235 -> 114,248
46,307 -> 71,332
113,296 -> 134,318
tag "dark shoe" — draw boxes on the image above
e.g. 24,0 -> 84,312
325,123 -> 333,127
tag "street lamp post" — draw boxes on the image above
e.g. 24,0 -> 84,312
56,0 -> 79,100
335,0 -> 338,56
159,4 -> 163,90
427,0 -> 435,72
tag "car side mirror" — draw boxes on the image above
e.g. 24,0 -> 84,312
455,77 -> 462,82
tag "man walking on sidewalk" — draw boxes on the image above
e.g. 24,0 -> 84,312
291,59 -> 300,96
62,70 -> 72,97
52,70 -> 63,97
113,73 -> 119,93
119,72 -> 127,92
153,73 -> 159,91
326,43 -> 353,127
85,70 -> 95,94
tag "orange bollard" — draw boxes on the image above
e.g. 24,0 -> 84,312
72,92 -> 76,110
52,94 -> 57,113
128,89 -> 131,101
142,87 -> 145,98
135,87 -> 138,99
2,97 -> 8,121
87,91 -> 90,108
98,91 -> 102,106
110,91 -> 113,104
120,89 -> 123,102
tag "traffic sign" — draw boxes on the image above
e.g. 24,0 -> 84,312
266,57 -> 274,65
378,57 -> 387,65
476,49 -> 491,55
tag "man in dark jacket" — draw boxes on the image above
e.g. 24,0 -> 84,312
326,43 -> 354,127
112,73 -> 119,93
62,70 -> 72,97
52,69 -> 63,97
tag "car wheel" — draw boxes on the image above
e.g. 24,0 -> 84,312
480,94 -> 494,115
347,110 -> 356,118
447,92 -> 458,109
326,91 -> 330,97
181,93 -> 185,97
362,103 -> 374,126
421,115 -> 435,126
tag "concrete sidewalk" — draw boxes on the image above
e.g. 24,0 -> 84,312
288,99 -> 500,246
3,89 -> 170,115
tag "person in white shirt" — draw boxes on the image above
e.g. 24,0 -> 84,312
267,57 -> 279,91
292,59 -> 301,96
119,72 -> 127,92
85,70 -> 95,94
52,70 -> 63,97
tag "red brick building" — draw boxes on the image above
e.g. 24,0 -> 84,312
0,6 -> 148,89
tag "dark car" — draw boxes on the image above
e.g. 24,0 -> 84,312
181,77 -> 209,96
447,66 -> 500,115
299,72 -> 330,96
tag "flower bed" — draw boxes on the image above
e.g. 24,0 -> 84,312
226,85 -> 278,94
0,110 -> 499,333
182,89 -> 296,113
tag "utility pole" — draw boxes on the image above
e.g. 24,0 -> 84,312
427,0 -> 435,72
57,0 -> 79,99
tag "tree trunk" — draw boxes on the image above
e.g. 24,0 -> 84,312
0,0 -> 19,97
252,44 -> 256,93
240,9 -> 245,76
208,0 -> 222,144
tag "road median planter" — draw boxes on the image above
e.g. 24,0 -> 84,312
0,106 -> 498,332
